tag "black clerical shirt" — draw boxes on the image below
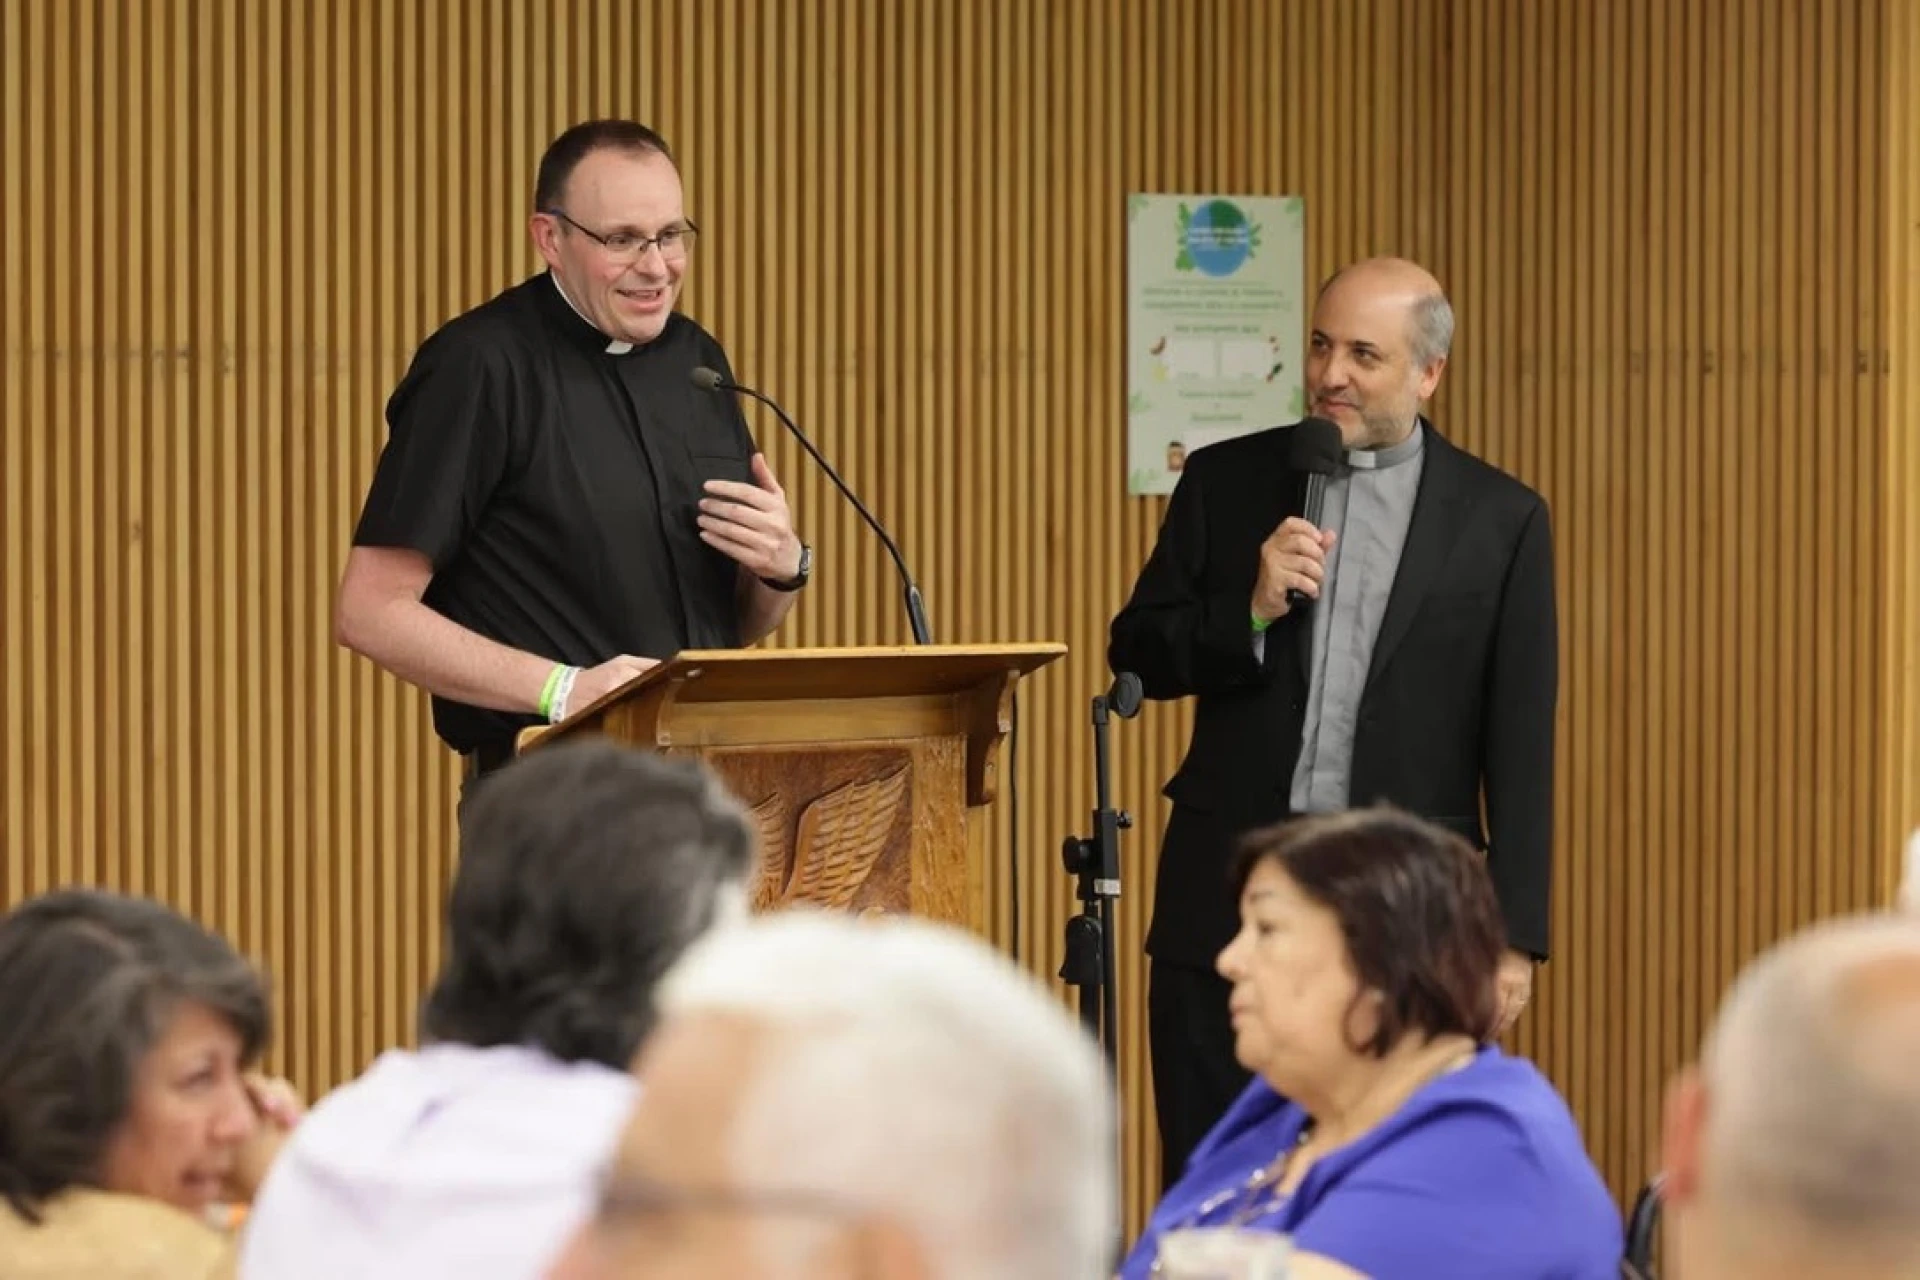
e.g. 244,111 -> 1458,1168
353,272 -> 757,754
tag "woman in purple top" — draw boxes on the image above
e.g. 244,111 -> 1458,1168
1120,808 -> 1622,1280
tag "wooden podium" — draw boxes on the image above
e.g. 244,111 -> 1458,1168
514,644 -> 1066,938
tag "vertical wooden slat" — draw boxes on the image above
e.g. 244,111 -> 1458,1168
1886,0 -> 1920,885
70,0 -> 98,895
21,0 -> 51,902
0,0 -> 23,905
47,0 -> 73,905
4,0 -> 1917,1246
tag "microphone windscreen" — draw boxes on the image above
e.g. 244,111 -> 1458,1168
689,366 -> 726,391
1287,417 -> 1345,474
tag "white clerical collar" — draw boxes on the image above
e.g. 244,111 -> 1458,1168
548,271 -> 633,354
1346,423 -> 1425,471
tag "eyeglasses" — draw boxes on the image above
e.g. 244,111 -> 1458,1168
543,209 -> 700,264
594,1168 -> 866,1226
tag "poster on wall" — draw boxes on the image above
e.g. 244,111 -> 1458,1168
1126,193 -> 1306,496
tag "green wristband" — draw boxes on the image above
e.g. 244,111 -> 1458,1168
1251,610 -> 1274,634
538,663 -> 567,719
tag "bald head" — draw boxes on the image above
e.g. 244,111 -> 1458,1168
1317,257 -> 1453,367
1665,914 -> 1920,1276
1319,255 -> 1446,299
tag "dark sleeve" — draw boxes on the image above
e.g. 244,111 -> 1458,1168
1483,497 -> 1559,959
1107,463 -> 1279,700
352,328 -> 514,571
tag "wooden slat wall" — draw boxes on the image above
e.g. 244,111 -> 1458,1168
4,0 -> 1914,1243
1448,0 -> 1900,1202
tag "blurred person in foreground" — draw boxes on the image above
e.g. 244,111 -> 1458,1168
1120,808 -> 1618,1279
237,740 -> 754,1280
0,888 -> 301,1280
1658,911 -> 1920,1280
548,909 -> 1118,1280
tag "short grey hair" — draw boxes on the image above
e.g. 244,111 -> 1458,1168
1701,913 -> 1920,1266
656,910 -> 1118,1280
1407,291 -> 1455,368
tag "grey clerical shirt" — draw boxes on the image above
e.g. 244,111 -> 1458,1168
1257,426 -> 1426,812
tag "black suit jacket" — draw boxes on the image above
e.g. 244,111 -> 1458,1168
1108,420 -> 1558,969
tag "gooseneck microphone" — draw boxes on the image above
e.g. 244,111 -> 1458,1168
1284,416 -> 1345,611
691,366 -> 932,645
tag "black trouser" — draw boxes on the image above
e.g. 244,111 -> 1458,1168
1148,957 -> 1252,1193
455,740 -> 517,812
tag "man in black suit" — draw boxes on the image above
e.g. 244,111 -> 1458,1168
1110,257 -> 1558,1190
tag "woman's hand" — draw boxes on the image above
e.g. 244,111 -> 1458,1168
224,1073 -> 305,1203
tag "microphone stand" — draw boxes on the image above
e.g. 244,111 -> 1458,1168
1060,673 -> 1142,1067
692,369 -> 932,644
1062,674 -> 1139,1258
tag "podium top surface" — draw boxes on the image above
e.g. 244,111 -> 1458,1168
526,642 -> 1067,747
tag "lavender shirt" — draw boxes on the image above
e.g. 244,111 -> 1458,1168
237,1043 -> 637,1280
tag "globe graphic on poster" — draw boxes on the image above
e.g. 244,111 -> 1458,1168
1182,200 -> 1254,277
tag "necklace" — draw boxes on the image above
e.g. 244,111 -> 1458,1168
1146,1125 -> 1312,1277
1184,1121 -> 1314,1228
1149,1042 -> 1481,1275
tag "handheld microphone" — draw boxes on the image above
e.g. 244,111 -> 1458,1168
691,366 -> 932,645
1284,417 -> 1344,610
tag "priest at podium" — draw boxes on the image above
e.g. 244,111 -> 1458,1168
333,118 -> 810,783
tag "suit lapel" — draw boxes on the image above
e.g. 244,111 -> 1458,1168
1362,424 -> 1471,698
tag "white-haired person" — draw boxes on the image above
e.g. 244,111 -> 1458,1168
547,910 -> 1119,1280
1658,911 -> 1920,1280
